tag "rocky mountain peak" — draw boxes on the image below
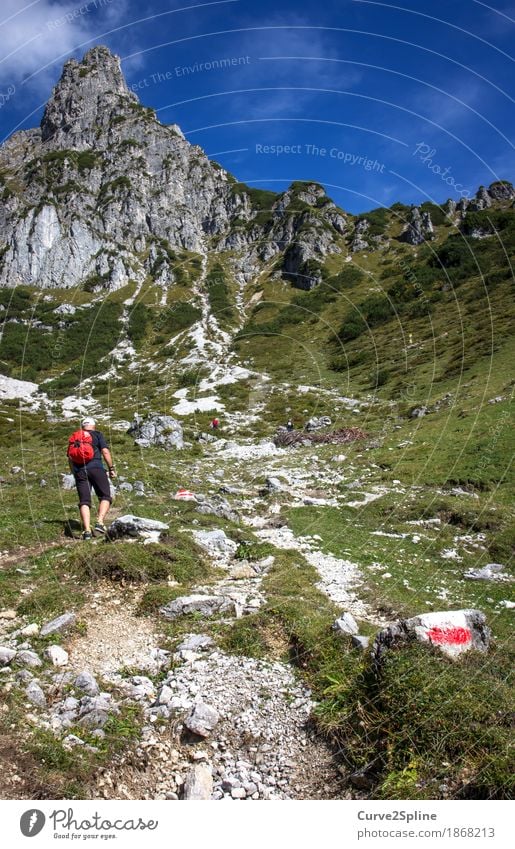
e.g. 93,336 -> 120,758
41,45 -> 138,147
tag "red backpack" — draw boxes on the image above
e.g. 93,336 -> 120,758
67,429 -> 95,465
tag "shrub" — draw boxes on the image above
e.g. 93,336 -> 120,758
155,302 -> 201,337
127,302 -> 149,347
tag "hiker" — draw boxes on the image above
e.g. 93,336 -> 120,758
67,417 -> 116,540
286,419 -> 294,432
210,417 -> 220,429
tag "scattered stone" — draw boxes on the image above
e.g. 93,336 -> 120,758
410,406 -> 428,418
177,635 -> 214,653
25,680 -> 46,708
11,466 -> 23,475
351,635 -> 370,651
79,694 -> 118,728
231,786 -> 247,799
305,416 -> 331,431
464,563 -> 512,582
192,529 -> 237,559
0,647 -> 16,665
40,479 -> 47,487
196,432 -> 217,444
184,702 -> 219,737
230,563 -> 257,580
61,473 -> 76,490
129,676 -> 155,700
20,623 -> 39,637
15,669 -> 34,684
74,671 -> 100,695
117,481 -> 133,492
183,763 -> 213,799
265,477 -> 283,492
62,734 -> 85,749
157,685 -> 174,705
160,595 -> 236,621
373,609 -> 490,661
15,650 -> 42,668
44,645 -> 69,667
332,612 -> 359,635
40,612 -> 76,637
0,610 -> 17,620
196,496 -> 239,523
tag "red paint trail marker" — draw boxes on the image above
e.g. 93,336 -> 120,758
427,626 -> 472,646
174,488 -> 196,501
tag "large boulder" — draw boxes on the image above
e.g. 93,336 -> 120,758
107,515 -> 169,542
373,609 -> 490,661
160,594 -> 236,621
127,414 -> 183,450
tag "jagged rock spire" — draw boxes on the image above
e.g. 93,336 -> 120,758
41,45 -> 138,147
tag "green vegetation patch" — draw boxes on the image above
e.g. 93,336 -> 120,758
205,262 -> 236,325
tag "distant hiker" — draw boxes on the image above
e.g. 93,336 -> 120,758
210,417 -> 220,429
67,417 -> 116,540
286,419 -> 294,432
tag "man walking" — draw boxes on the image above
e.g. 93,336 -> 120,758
67,417 -> 116,540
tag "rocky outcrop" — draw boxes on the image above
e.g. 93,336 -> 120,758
0,49 -> 345,293
127,414 -> 184,450
487,180 -> 514,201
400,207 -> 434,245
351,218 -> 369,252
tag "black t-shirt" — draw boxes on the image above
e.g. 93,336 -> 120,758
72,429 -> 108,473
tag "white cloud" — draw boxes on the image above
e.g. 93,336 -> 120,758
0,0 -> 127,91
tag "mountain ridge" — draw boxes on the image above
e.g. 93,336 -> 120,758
0,45 -> 513,294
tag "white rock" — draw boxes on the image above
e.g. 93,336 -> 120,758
184,702 -> 219,737
183,763 -> 213,799
45,645 -> 69,667
333,612 -> 359,635
20,623 -> 39,637
26,680 -> 46,707
0,647 -> 16,665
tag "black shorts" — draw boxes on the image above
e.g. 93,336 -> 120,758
75,466 -> 112,507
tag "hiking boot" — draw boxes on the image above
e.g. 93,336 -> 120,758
94,522 -> 107,535
81,531 -> 93,541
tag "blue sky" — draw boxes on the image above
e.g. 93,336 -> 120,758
0,0 -> 513,213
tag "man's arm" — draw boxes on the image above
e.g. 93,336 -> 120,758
101,447 -> 116,478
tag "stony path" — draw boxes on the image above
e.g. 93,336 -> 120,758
97,648 -> 347,801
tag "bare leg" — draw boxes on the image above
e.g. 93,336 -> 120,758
79,504 -> 91,531
97,499 -> 111,524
